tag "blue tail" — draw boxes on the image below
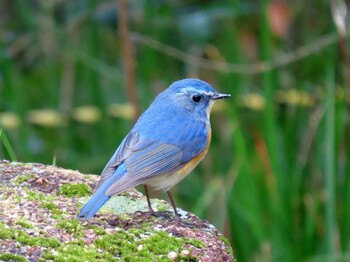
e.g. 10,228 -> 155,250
77,165 -> 125,219
77,188 -> 111,219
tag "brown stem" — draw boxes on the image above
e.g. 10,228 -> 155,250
117,0 -> 139,122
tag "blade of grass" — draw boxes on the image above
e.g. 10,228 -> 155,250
0,129 -> 17,161
259,0 -> 284,192
52,155 -> 56,166
259,1 -> 291,258
324,45 -> 337,257
343,138 -> 350,251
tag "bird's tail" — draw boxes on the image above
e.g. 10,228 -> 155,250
77,166 -> 125,219
77,188 -> 111,219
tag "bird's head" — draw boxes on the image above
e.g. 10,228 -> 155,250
157,78 -> 230,120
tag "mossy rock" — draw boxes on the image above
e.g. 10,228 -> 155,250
0,160 -> 233,261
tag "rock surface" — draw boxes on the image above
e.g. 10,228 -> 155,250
0,160 -> 233,261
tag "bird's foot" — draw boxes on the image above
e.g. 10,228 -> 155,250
173,216 -> 198,228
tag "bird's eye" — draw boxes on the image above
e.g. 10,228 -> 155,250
192,95 -> 202,103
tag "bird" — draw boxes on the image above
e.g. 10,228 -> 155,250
77,78 -> 230,219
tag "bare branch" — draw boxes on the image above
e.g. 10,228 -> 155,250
130,31 -> 345,75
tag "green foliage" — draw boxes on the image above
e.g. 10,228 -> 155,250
56,219 -> 83,236
94,229 -> 203,261
43,220 -> 203,261
25,189 -> 54,201
0,1 -> 349,261
57,183 -> 92,197
86,225 -> 107,235
41,202 -> 64,218
11,174 -> 35,185
0,129 -> 17,161
15,219 -> 35,229
0,222 -> 60,248
0,253 -> 27,262
41,241 -> 119,261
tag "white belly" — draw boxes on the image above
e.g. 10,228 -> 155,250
145,167 -> 193,192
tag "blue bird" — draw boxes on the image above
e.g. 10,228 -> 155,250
78,78 -> 230,219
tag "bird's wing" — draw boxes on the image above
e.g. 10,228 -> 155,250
94,131 -> 148,191
95,129 -> 208,196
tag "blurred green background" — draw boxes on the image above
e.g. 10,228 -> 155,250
1,0 -> 350,261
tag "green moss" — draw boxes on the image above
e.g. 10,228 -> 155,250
41,202 -> 57,210
17,233 -> 60,248
0,218 -> 206,261
0,222 -> 60,248
156,205 -> 169,212
93,229 -> 203,261
56,219 -> 83,237
40,202 -> 64,219
25,189 -> 54,201
57,183 -> 92,197
219,236 -> 233,255
13,195 -> 22,203
0,186 -> 7,199
94,230 -> 135,253
42,241 -> 118,261
11,174 -> 35,185
15,219 -> 34,229
86,225 -> 107,235
0,253 -> 27,262
0,223 -> 15,239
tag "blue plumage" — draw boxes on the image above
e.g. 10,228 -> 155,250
77,78 -> 230,219
78,164 -> 127,219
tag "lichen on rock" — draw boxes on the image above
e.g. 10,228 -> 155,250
0,160 -> 234,261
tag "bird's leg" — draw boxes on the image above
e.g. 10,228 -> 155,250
166,191 -> 180,218
167,191 -> 199,228
143,185 -> 155,214
142,187 -> 182,221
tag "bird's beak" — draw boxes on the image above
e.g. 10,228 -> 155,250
212,93 -> 231,100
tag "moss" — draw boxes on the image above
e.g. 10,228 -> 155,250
92,229 -> 204,261
219,236 -> 233,255
0,223 -> 14,239
86,225 -> 107,235
156,205 -> 169,212
40,202 -> 64,219
15,219 -> 35,229
57,183 -> 92,197
11,174 -> 35,185
41,202 -> 57,210
0,222 -> 60,248
56,219 -> 83,237
25,189 -> 54,201
0,253 -> 27,262
0,186 -> 7,199
17,233 -> 60,248
42,241 -> 118,261
94,230 -> 136,253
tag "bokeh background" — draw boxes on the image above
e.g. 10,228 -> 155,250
1,0 -> 350,261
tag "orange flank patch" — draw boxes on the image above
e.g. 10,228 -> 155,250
178,125 -> 212,177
